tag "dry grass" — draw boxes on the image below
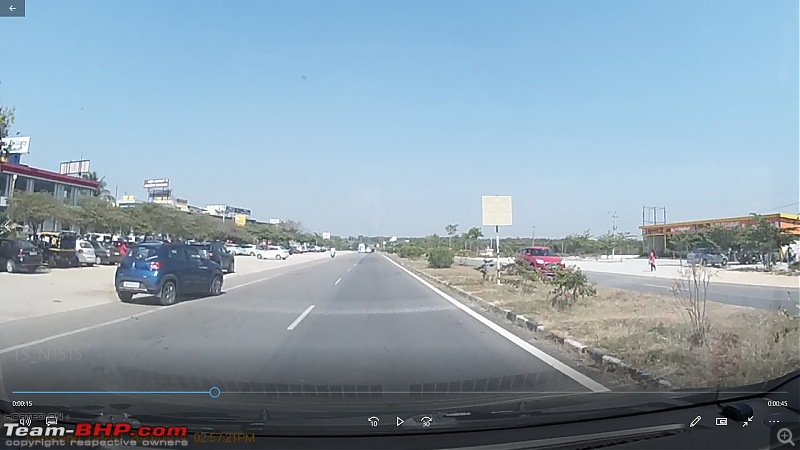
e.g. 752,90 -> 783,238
402,258 -> 800,389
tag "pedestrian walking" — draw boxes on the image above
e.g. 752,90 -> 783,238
649,249 -> 657,272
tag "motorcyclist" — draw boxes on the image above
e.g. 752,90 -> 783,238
330,247 -> 336,258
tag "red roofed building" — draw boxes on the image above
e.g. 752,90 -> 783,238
1,162 -> 102,230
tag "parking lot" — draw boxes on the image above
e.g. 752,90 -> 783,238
1,252 -> 339,324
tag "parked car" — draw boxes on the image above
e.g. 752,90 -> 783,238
516,246 -> 565,276
87,240 -> 117,265
189,241 -> 235,273
0,238 -> 44,273
233,244 -> 257,256
254,245 -> 290,260
75,239 -> 97,267
686,247 -> 728,267
289,246 -> 303,255
114,242 -> 225,306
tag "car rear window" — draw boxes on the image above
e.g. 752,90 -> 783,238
130,246 -> 160,260
79,241 -> 94,249
14,240 -> 37,250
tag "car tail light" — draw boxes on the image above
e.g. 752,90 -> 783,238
18,248 -> 25,256
208,252 -> 215,258
149,261 -> 162,271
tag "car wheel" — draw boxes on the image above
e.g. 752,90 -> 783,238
159,280 -> 178,306
250,252 -> 255,257
275,254 -> 282,260
721,259 -> 728,268
701,259 -> 708,267
209,275 -> 223,296
257,254 -> 263,259
117,291 -> 134,303
5,259 -> 16,273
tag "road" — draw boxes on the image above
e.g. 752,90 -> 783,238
0,253 -> 606,415
583,271 -> 800,311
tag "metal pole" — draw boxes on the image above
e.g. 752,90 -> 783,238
531,225 -> 536,247
495,225 -> 500,285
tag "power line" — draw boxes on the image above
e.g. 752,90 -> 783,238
759,202 -> 800,214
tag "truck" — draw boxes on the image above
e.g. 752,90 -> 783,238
358,243 -> 366,253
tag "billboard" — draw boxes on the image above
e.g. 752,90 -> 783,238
322,232 -> 331,240
481,195 -> 513,227
269,218 -> 281,225
59,160 -> 91,176
234,214 -> 247,227
1,136 -> 31,155
143,178 -> 170,189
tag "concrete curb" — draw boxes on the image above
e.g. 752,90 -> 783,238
394,257 -> 673,391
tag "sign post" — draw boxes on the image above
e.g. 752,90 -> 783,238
481,195 -> 513,285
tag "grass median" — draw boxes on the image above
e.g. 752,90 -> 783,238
397,257 -> 799,389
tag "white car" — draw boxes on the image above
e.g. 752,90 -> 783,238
233,244 -> 257,256
254,246 -> 290,260
75,239 -> 97,266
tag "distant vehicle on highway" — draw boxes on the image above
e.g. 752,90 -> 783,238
516,246 -> 565,276
189,241 -> 235,273
115,242 -> 224,306
358,243 -> 367,253
687,247 -> 728,267
0,238 -> 43,273
75,239 -> 97,267
255,245 -> 290,260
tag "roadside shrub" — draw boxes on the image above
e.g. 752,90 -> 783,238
427,249 -> 454,269
397,246 -> 426,259
548,266 -> 597,309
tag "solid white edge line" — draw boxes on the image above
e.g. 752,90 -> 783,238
287,305 -> 315,330
0,258 -> 332,355
382,254 -> 610,393
642,284 -> 670,289
335,277 -> 342,285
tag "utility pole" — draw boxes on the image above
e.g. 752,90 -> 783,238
611,211 -> 618,232
531,225 -> 536,246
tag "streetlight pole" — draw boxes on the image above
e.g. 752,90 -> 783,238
531,225 -> 536,247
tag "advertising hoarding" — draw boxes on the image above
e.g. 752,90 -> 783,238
1,136 -> 31,154
59,160 -> 91,176
322,232 -> 331,240
234,214 -> 247,227
143,178 -> 170,189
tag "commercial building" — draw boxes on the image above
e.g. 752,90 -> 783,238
640,212 -> 800,253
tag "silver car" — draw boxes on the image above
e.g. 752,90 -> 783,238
686,247 -> 728,267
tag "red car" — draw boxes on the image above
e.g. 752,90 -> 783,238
516,246 -> 565,275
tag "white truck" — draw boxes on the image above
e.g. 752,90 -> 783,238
358,243 -> 366,253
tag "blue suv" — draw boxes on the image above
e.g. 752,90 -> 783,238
114,242 -> 225,306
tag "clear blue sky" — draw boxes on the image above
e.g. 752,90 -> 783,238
4,0 -> 798,238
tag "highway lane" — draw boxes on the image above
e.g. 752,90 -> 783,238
0,252 -> 603,414
584,271 -> 800,311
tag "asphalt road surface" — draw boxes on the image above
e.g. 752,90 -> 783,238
0,253 -> 607,415
584,271 -> 800,311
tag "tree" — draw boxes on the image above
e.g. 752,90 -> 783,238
745,214 -> 797,270
81,171 -> 115,204
8,191 -> 68,234
445,223 -> 458,249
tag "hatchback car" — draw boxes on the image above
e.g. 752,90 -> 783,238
0,238 -> 44,273
114,243 -> 225,306
75,239 -> 97,267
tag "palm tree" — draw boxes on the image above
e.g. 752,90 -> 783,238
445,224 -> 458,249
81,171 -> 116,205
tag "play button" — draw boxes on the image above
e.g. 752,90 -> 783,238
396,417 -> 404,426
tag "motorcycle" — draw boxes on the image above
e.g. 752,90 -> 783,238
330,249 -> 336,258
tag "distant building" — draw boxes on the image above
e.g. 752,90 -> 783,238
640,212 -> 800,254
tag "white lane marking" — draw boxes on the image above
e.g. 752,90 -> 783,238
287,305 -> 315,330
0,260 -> 330,354
346,267 -> 352,272
642,284 -> 670,289
382,255 -> 610,393
335,277 -> 342,285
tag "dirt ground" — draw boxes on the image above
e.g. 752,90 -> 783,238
399,257 -> 799,390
